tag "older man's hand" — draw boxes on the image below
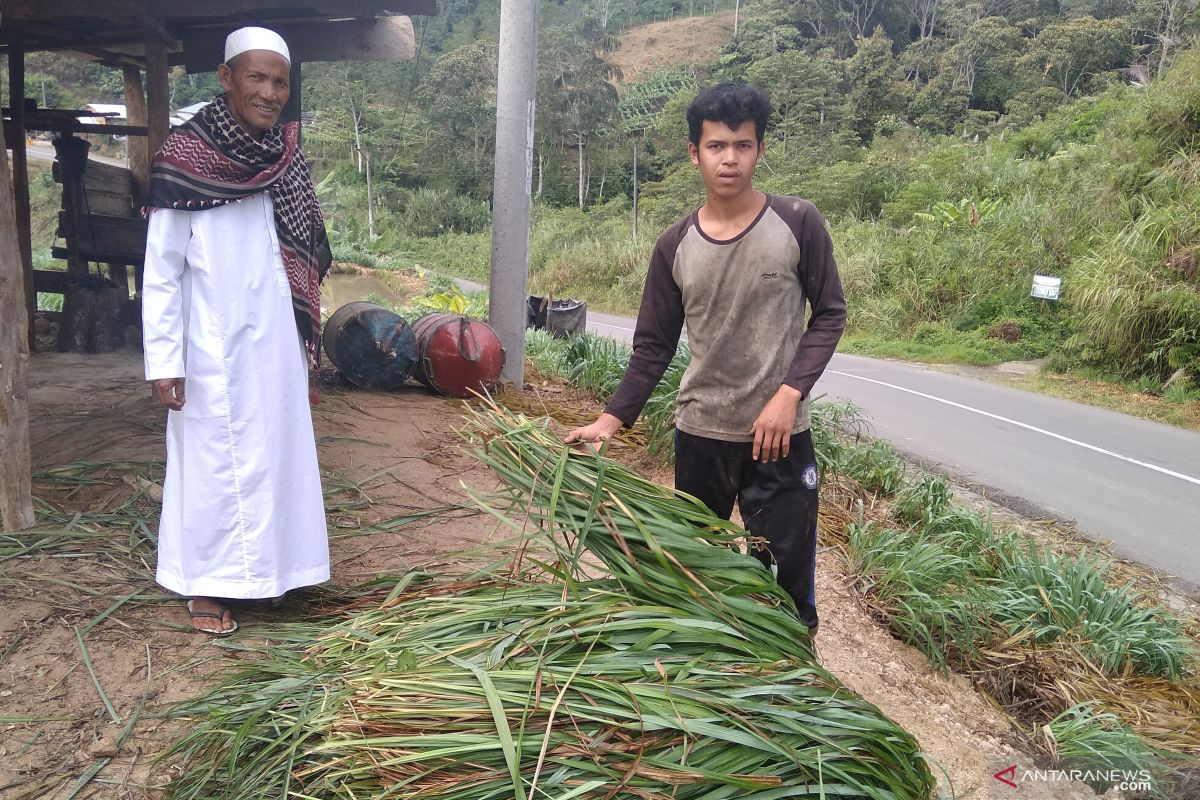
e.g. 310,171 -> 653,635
153,377 -> 186,411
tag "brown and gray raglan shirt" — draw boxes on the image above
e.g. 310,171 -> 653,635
605,193 -> 847,442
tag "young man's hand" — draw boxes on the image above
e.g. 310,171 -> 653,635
565,412 -> 623,444
153,377 -> 186,411
750,385 -> 803,462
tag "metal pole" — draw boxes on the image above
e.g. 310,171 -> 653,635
489,0 -> 538,388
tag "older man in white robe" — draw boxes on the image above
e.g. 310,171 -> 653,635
142,26 -> 331,635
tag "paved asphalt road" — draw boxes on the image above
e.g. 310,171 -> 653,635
584,309 -> 1200,591
22,142 -> 128,167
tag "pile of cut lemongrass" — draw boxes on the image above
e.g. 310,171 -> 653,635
165,405 -> 935,799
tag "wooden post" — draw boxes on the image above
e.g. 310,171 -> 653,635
7,42 -> 35,349
0,116 -> 36,532
122,65 -> 150,206
123,64 -> 150,301
53,136 -> 91,278
364,148 -> 374,239
144,35 -> 170,157
108,264 -> 129,295
631,138 -> 639,242
281,58 -> 302,145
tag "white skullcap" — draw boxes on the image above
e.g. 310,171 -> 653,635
224,26 -> 290,65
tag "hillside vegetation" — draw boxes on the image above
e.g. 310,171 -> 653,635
307,0 -> 1199,396
10,0 -> 1200,396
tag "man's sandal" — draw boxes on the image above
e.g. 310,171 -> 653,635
186,599 -> 239,636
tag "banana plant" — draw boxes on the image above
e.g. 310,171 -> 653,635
915,197 -> 1002,228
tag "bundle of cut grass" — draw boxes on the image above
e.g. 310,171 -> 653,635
165,406 -> 935,799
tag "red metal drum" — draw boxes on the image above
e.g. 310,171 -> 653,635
411,313 -> 505,398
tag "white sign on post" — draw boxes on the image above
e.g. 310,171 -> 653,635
1031,274 -> 1062,300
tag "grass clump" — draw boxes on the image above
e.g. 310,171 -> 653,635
829,438 -> 1195,788
991,546 -> 1192,680
847,475 -> 1194,682
848,519 -> 985,671
164,405 -> 936,800
1046,702 -> 1167,791
524,329 -> 689,459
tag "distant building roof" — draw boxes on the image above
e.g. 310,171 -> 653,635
169,101 -> 210,128
78,103 -> 126,126
83,103 -> 126,116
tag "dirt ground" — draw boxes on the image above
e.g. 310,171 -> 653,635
0,350 -> 1119,800
605,12 -> 735,84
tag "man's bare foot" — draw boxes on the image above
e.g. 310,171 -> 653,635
185,597 -> 238,635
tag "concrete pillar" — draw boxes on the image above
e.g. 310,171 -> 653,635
488,0 -> 539,387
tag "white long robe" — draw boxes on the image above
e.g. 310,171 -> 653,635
142,193 -> 329,599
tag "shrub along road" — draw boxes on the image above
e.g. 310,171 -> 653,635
585,309 -> 1200,593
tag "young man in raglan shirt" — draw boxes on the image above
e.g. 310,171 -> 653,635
565,83 -> 847,635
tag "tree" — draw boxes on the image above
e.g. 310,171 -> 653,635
796,0 -> 835,39
908,73 -> 971,130
617,68 -> 697,238
415,40 -> 500,191
846,29 -> 907,140
900,36 -> 949,85
1021,16 -> 1132,96
837,0 -> 896,42
746,51 -> 849,154
900,0 -> 943,38
1060,0 -> 1135,19
1133,0 -> 1200,78
170,69 -> 222,107
717,9 -> 806,73
944,16 -> 1025,103
538,25 -> 620,210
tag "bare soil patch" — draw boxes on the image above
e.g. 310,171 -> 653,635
605,12 -> 735,85
2,350 -> 1100,799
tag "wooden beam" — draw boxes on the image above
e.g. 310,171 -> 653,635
123,64 -> 150,207
112,0 -> 178,47
144,33 -> 169,157
7,42 -> 34,349
75,46 -> 147,70
182,16 -> 418,72
3,106 -> 119,119
2,0 -> 436,22
4,120 -> 149,138
16,38 -> 151,56
32,268 -> 68,294
0,18 -> 85,44
281,58 -> 302,131
0,108 -> 35,532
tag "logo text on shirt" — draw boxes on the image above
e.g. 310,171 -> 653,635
761,271 -> 779,279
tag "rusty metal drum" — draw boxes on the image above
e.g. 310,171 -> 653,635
411,313 -> 505,398
322,301 -> 418,390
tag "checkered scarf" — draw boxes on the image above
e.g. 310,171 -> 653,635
146,94 -> 331,363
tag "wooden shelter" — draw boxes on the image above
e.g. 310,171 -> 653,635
0,0 -> 436,530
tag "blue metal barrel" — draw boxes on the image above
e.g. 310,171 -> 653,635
322,301 -> 417,390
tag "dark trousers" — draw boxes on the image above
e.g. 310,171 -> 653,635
674,428 -> 820,629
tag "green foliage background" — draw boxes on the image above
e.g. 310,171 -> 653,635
17,0 -> 1200,388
